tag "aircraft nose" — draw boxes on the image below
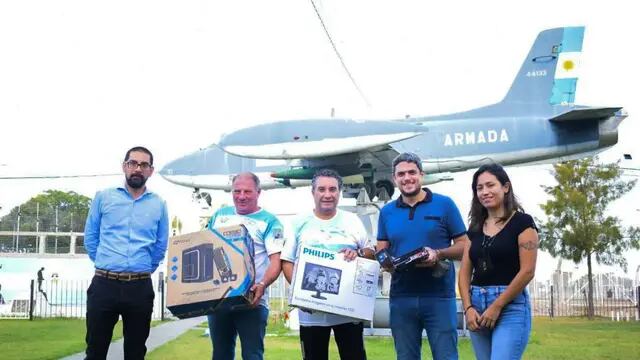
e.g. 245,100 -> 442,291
160,150 -> 204,177
159,145 -> 258,186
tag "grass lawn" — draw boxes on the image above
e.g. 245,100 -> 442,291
524,317 -> 640,359
0,318 -> 164,360
147,317 -> 640,360
1,317 -> 637,359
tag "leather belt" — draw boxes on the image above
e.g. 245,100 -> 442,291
95,269 -> 151,281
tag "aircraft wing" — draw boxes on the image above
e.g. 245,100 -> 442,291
217,119 -> 425,159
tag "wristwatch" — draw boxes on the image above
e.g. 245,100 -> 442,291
357,248 -> 365,257
256,281 -> 266,288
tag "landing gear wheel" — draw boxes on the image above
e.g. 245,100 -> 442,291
364,183 -> 375,200
375,180 -> 394,201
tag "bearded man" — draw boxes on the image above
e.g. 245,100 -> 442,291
84,146 -> 169,360
376,152 -> 469,360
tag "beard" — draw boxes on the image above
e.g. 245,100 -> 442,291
126,174 -> 147,189
399,185 -> 421,198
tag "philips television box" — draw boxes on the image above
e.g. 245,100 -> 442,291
289,245 -> 380,321
166,225 -> 255,319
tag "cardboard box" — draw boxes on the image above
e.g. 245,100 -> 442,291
289,245 -> 380,321
166,225 -> 255,319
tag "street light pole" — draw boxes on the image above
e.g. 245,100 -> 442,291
55,206 -> 59,254
16,205 -> 21,252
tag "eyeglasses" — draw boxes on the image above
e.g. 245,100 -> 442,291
124,160 -> 152,170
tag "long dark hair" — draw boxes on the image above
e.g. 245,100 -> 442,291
468,163 -> 523,232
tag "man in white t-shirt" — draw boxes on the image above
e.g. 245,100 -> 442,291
281,169 -> 375,360
206,172 -> 284,360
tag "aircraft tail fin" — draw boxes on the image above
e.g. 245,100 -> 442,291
501,27 -> 585,106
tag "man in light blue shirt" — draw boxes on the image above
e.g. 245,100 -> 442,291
207,172 -> 284,360
84,146 -> 169,360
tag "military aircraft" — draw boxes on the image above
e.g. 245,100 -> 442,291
159,26 -> 628,200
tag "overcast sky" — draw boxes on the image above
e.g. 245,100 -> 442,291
1,1 -> 638,281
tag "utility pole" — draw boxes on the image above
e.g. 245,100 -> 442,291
16,205 -> 21,252
55,206 -> 59,254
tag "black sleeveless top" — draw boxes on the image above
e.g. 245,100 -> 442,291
468,212 -> 537,286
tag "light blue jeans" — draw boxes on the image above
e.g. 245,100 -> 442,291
469,285 -> 531,360
207,305 -> 269,360
390,296 -> 458,360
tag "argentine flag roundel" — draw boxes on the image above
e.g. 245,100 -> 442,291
554,51 -> 581,79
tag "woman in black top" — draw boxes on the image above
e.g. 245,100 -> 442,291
458,164 -> 538,360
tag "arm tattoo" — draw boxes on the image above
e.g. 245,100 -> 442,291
519,241 -> 538,250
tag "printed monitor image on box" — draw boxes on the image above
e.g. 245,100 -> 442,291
301,263 -> 342,300
166,225 -> 255,319
290,245 -> 380,321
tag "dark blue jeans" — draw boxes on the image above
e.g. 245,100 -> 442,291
469,286 -> 531,360
389,296 -> 458,360
207,305 -> 269,360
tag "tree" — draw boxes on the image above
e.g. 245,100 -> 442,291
0,190 -> 92,233
538,158 -> 640,319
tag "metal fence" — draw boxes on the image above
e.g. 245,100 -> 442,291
0,278 -> 166,320
528,273 -> 640,320
2,275 -> 292,321
4,276 -> 288,321
4,274 -> 638,322
267,273 -> 292,320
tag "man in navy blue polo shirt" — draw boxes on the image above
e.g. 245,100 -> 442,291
377,152 -> 469,360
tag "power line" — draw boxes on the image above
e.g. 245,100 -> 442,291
309,0 -> 371,108
0,173 -> 120,180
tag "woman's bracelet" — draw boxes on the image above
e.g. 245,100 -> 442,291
464,305 -> 473,314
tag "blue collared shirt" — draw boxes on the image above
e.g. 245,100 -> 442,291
84,186 -> 169,273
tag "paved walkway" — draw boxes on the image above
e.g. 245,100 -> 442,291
62,316 -> 206,359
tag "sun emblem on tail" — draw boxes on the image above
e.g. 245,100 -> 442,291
563,60 -> 575,71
